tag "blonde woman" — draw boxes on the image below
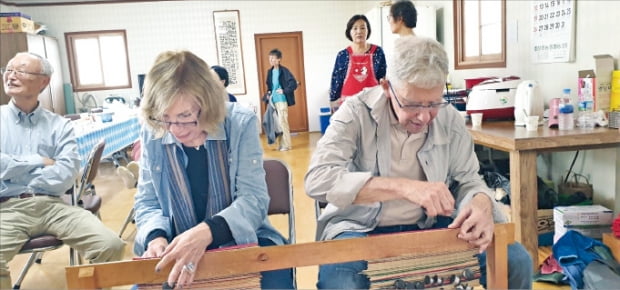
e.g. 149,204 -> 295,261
134,50 -> 293,289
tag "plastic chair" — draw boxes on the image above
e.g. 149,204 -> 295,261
13,140 -> 106,288
263,158 -> 296,287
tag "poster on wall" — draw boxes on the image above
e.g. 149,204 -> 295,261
213,10 -> 246,95
531,0 -> 576,63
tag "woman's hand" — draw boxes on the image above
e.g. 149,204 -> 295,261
143,237 -> 168,258
155,222 -> 214,288
448,194 -> 495,253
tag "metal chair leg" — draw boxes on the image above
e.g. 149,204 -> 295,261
12,252 -> 39,289
118,207 -> 135,238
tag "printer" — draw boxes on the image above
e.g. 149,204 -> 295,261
466,77 -> 521,120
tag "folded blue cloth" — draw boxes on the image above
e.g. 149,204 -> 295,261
552,230 -> 608,289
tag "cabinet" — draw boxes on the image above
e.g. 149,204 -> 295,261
1,33 -> 66,115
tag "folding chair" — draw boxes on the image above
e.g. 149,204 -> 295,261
314,200 -> 327,220
263,158 -> 296,287
13,140 -> 106,289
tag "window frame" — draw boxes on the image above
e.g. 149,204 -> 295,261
453,0 -> 506,70
65,29 -> 131,92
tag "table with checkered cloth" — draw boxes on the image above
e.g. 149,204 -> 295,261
73,114 -> 141,168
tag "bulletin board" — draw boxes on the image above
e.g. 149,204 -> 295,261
530,0 -> 576,63
213,10 -> 246,95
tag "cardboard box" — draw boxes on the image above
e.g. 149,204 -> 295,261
594,54 -> 614,112
554,224 -> 611,243
0,12 -> 31,20
0,15 -> 34,33
554,205 -> 614,226
603,233 -> 620,263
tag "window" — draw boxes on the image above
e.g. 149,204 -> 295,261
65,30 -> 131,91
453,0 -> 506,69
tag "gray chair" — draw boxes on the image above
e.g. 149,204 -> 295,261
263,158 -> 296,287
13,139 -> 105,289
315,200 -> 327,220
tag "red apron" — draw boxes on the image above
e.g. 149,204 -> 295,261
340,45 -> 379,103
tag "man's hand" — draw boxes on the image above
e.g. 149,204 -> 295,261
402,180 -> 455,217
448,193 -> 494,253
155,222 -> 213,289
42,157 -> 55,166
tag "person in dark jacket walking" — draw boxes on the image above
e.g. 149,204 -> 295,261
265,48 -> 297,151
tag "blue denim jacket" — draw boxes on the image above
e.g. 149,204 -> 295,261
133,103 -> 285,255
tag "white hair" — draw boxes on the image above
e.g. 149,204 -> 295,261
387,36 -> 448,89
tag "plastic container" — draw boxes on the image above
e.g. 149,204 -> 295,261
577,87 -> 595,129
319,107 -> 331,134
558,89 -> 574,130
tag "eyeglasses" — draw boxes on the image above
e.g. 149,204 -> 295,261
150,110 -> 201,129
389,81 -> 449,113
1,68 -> 47,78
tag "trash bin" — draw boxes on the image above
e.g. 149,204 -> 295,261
319,107 -> 331,134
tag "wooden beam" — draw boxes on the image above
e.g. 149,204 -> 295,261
66,223 -> 513,289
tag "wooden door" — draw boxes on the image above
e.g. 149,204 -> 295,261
255,32 -> 308,132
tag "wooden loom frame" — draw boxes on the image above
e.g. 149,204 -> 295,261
66,223 -> 514,289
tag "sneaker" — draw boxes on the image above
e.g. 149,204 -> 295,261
279,147 -> 291,151
116,166 -> 137,189
127,161 -> 140,180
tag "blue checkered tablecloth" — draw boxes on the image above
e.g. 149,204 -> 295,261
74,115 -> 141,168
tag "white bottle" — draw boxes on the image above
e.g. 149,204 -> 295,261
558,89 -> 574,130
577,87 -> 594,129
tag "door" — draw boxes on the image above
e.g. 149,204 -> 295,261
255,32 -> 308,132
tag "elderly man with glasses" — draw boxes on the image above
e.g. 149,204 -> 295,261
305,37 -> 532,289
0,52 -> 125,288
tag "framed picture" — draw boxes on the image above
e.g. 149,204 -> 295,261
213,10 -> 246,95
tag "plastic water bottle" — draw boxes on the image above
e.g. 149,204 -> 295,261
577,87 -> 594,129
558,89 -> 574,130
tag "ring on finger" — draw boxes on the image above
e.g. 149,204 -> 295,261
182,262 -> 195,274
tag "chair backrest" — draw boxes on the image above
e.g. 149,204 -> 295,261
263,158 -> 295,244
76,139 -> 106,202
314,200 -> 327,220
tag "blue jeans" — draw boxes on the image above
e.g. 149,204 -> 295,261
259,237 -> 295,289
317,219 -> 532,289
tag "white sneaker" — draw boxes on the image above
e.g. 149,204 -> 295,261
278,147 -> 291,151
116,166 -> 137,189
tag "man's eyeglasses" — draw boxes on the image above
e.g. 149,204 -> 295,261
150,110 -> 201,129
1,68 -> 47,78
389,82 -> 449,112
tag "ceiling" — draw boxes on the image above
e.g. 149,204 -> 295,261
0,0 -> 177,6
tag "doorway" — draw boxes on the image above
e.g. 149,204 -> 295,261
254,32 -> 308,132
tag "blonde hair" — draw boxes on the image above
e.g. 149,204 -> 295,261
387,36 -> 448,89
141,50 -> 227,137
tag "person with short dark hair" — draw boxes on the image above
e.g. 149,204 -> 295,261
211,65 -> 237,102
265,48 -> 297,151
329,14 -> 387,112
0,52 -> 125,288
388,0 -> 418,36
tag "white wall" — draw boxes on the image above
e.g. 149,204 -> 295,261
2,0 -> 618,213
1,1 -> 375,132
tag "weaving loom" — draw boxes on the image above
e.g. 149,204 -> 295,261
65,223 -> 513,289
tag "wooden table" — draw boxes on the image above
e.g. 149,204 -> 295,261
467,121 -> 620,267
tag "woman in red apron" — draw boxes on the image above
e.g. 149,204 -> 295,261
329,14 -> 386,111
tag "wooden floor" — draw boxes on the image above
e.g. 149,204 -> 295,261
8,132 -> 568,289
